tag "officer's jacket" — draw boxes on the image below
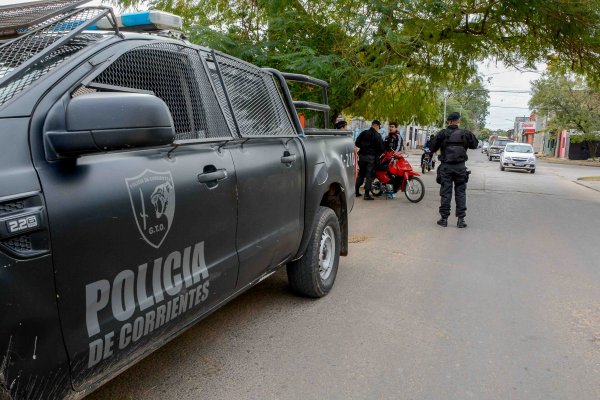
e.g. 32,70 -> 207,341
356,127 -> 385,156
430,125 -> 478,163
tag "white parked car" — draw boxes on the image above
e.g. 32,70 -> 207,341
500,143 -> 536,173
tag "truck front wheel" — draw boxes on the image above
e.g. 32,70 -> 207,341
287,207 -> 341,298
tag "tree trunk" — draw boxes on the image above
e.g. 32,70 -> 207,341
587,140 -> 599,161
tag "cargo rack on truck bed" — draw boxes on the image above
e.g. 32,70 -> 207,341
265,68 -> 336,132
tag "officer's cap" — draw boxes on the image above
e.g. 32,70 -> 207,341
447,112 -> 461,121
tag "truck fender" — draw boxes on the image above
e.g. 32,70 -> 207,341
295,181 -> 348,261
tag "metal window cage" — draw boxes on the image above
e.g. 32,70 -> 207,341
0,0 -> 90,35
214,52 -> 296,138
0,5 -> 116,107
205,59 -> 236,137
90,42 -> 232,141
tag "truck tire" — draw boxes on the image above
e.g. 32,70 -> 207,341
287,207 -> 341,298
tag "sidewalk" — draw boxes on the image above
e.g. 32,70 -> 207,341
538,157 -> 600,168
574,177 -> 600,193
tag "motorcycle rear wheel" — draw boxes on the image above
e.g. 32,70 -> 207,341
404,177 -> 425,203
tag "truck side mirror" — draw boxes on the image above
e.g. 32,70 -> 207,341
46,92 -> 175,158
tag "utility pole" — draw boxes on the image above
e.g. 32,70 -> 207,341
442,90 -> 450,126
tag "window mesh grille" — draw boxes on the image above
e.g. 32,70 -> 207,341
214,53 -> 296,137
207,64 -> 236,134
71,84 -> 96,97
0,0 -> 87,31
0,7 -> 104,106
93,43 -> 231,141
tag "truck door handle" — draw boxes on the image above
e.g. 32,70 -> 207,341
198,168 -> 227,187
281,152 -> 297,164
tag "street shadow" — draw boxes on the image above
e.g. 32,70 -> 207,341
87,269 -> 312,399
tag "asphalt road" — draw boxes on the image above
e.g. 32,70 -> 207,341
89,151 -> 600,400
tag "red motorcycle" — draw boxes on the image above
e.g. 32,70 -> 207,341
372,150 -> 425,202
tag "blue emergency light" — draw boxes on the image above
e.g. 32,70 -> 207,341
89,10 -> 182,32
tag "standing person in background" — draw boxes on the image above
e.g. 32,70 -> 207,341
335,120 -> 347,130
355,120 -> 385,200
384,122 -> 404,152
430,112 -> 478,228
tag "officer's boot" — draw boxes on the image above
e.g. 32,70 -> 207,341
437,217 -> 448,227
457,218 -> 467,228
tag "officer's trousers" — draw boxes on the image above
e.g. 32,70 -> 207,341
355,154 -> 376,194
438,162 -> 468,218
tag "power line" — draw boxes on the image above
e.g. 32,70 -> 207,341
489,105 -> 531,109
460,89 -> 531,93
488,89 -> 531,93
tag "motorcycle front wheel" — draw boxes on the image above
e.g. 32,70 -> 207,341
404,177 -> 425,203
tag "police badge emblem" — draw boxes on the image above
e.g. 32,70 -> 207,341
125,170 -> 175,248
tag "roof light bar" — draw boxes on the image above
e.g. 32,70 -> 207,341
90,10 -> 182,32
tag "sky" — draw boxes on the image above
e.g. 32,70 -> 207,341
3,0 -> 544,130
479,60 -> 546,130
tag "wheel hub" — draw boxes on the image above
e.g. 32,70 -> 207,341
318,226 -> 335,280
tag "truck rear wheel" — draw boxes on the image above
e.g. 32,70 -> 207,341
287,207 -> 341,298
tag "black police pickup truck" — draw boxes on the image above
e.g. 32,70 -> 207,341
0,2 -> 355,399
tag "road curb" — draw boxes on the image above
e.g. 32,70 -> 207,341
539,159 -> 600,168
573,180 -> 600,193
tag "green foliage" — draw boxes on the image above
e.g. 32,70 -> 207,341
444,77 -> 490,132
477,128 -> 491,142
530,71 -> 600,158
113,0 -> 600,126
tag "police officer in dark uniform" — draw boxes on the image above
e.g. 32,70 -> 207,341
355,120 -> 384,200
430,112 -> 478,228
